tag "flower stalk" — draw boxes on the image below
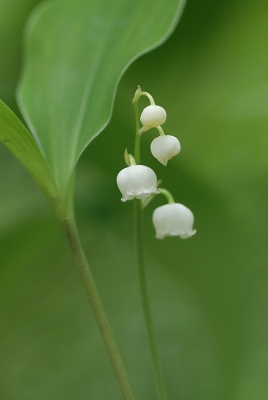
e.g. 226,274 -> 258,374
133,92 -> 168,400
60,208 -> 135,400
159,188 -> 175,204
116,86 -> 196,399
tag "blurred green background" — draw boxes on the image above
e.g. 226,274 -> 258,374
1,0 -> 268,399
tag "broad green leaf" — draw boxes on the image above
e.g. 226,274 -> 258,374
0,0 -> 41,109
18,0 -> 186,197
0,100 -> 60,214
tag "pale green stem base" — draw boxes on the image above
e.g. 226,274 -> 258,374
61,214 -> 135,400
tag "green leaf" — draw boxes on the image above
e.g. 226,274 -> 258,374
0,100 -> 61,215
0,0 -> 41,109
17,0 -> 186,197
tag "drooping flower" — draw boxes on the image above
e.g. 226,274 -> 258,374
150,135 -> 181,166
152,203 -> 196,239
140,105 -> 167,129
117,165 -> 160,202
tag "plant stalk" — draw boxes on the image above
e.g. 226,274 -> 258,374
61,213 -> 135,400
133,90 -> 168,400
134,199 -> 168,400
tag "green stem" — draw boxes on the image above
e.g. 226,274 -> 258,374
156,126 -> 165,136
134,200 -> 168,400
133,92 -> 168,400
132,86 -> 155,106
61,212 -> 135,400
159,188 -> 175,204
133,101 -> 141,164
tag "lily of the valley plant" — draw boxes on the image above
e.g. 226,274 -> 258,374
116,86 -> 196,400
117,86 -> 196,240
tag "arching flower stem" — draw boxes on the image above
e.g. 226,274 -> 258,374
132,85 -> 156,106
133,90 -> 168,400
159,188 -> 175,204
156,126 -> 166,136
138,126 -> 149,135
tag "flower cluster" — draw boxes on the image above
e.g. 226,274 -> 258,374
116,87 -> 196,240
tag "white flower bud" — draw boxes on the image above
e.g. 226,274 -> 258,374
152,203 -> 196,239
150,135 -> 181,166
117,165 -> 160,202
140,105 -> 167,129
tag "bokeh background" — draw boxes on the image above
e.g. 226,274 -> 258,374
1,0 -> 268,399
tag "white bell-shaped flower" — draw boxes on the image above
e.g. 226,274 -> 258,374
117,165 -> 160,202
150,135 -> 181,166
140,105 -> 167,129
152,203 -> 196,239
